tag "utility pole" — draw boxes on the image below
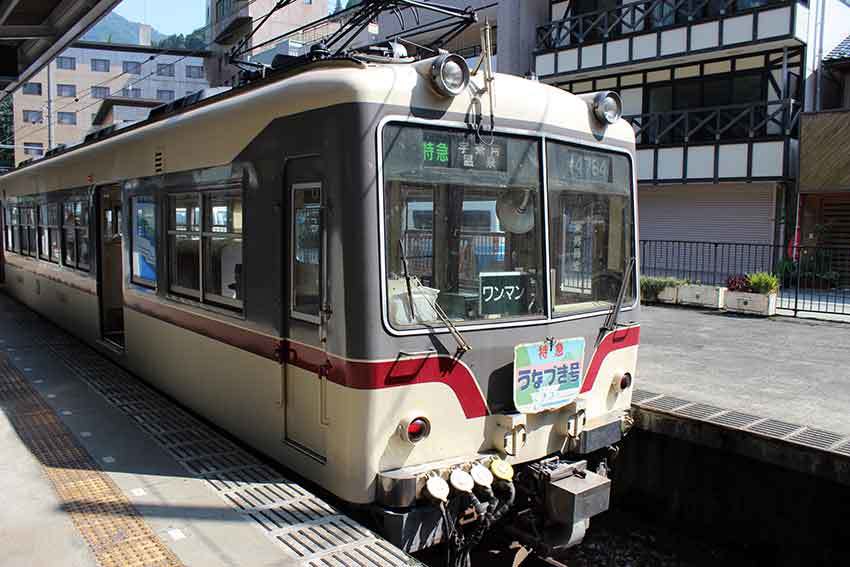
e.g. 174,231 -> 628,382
46,62 -> 54,150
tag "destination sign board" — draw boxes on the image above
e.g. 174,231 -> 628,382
422,132 -> 508,172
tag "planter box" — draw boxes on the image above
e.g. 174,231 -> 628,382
643,286 -> 679,304
724,291 -> 777,316
678,285 -> 725,309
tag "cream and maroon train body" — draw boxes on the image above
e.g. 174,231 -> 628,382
0,55 -> 639,554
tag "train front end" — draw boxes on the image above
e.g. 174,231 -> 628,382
367,54 -> 640,558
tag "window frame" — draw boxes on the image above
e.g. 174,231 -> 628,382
92,86 -> 110,99
56,83 -> 77,98
156,89 -> 176,102
186,65 -> 204,79
123,61 -> 142,74
376,117 -> 639,337
23,143 -> 44,157
91,58 -> 111,73
56,56 -> 76,70
57,111 -> 77,125
22,110 -> 43,124
165,185 -> 245,313
157,63 -> 175,77
129,195 -> 159,289
62,199 -> 90,272
290,182 -> 324,325
22,82 -> 42,95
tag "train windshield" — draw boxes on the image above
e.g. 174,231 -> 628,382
547,142 -> 635,315
383,124 -> 545,327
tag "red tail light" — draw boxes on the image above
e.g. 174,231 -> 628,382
406,417 -> 431,443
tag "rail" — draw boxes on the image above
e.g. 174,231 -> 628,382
626,99 -> 800,146
537,0 -> 794,51
640,239 -> 850,316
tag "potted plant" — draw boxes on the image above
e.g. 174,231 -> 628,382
640,276 -> 686,305
724,272 -> 779,316
678,281 -> 726,309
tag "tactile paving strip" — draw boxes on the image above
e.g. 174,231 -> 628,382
46,342 -> 421,567
0,354 -> 182,567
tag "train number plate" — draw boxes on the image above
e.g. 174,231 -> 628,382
513,337 -> 585,413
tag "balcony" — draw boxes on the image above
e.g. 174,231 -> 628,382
628,99 -> 800,182
213,0 -> 251,44
535,0 -> 808,80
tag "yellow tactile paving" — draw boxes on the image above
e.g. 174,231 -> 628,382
0,353 -> 184,567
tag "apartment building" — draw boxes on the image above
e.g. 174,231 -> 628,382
798,34 -> 850,251
533,0 -> 850,247
13,42 -> 209,166
206,0 -> 332,86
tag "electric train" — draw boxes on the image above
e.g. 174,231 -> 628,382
0,48 -> 640,560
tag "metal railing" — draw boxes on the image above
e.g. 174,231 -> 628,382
640,240 -> 850,316
404,230 -> 506,290
626,99 -> 800,147
537,0 -> 791,51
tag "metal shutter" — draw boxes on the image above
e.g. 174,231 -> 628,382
638,183 -> 776,244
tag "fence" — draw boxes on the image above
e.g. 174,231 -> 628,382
640,240 -> 850,316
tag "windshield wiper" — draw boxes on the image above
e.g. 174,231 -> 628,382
596,257 -> 636,348
397,239 -> 471,355
398,240 -> 417,321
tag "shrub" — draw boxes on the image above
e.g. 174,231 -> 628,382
640,276 -> 686,302
746,272 -> 780,294
726,274 -> 751,292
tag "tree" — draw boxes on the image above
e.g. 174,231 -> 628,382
154,26 -> 206,51
0,96 -> 12,169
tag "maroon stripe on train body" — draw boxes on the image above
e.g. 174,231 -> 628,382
579,325 -> 641,394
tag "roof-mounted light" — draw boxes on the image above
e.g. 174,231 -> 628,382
430,53 -> 470,97
591,91 -> 623,125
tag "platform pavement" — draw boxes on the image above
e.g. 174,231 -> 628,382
637,305 -> 849,435
633,304 -> 850,485
0,291 -> 419,567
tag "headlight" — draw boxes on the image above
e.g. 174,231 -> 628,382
430,53 -> 470,97
592,91 -> 623,124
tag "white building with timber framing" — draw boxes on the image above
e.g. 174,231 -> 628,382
379,0 -> 850,247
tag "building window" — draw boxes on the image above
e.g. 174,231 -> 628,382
63,201 -> 90,271
92,86 -> 110,99
157,63 -> 175,77
157,89 -> 175,102
22,82 -> 42,96
167,190 -> 243,310
58,112 -> 77,125
23,143 -> 43,157
186,65 -> 204,79
57,56 -> 76,70
39,203 -> 60,263
91,58 -> 110,72
22,110 -> 43,123
123,61 -> 142,74
57,83 -> 77,97
131,196 -> 158,287
121,87 -> 142,98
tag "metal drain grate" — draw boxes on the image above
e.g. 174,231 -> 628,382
788,428 -> 845,450
746,419 -> 803,439
632,389 -> 661,404
708,411 -> 761,429
44,342 -> 419,566
642,395 -> 691,412
674,403 -> 725,420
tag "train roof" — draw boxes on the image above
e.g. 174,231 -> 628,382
0,56 -> 635,196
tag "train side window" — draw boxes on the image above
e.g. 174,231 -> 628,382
2,207 -> 10,252
62,201 -> 90,271
21,207 -> 36,258
291,184 -> 322,323
168,194 -> 202,298
203,191 -> 243,308
130,196 -> 157,288
47,204 -> 60,263
38,205 -> 49,261
10,207 -> 21,253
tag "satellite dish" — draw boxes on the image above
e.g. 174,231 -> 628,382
496,189 -> 535,234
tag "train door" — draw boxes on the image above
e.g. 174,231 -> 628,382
97,185 -> 125,349
284,158 -> 328,460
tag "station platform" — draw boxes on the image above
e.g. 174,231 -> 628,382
0,292 -> 418,567
633,305 -> 850,486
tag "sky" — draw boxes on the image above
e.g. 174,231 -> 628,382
113,0 -> 206,36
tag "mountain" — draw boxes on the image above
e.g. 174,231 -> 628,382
81,12 -> 166,45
